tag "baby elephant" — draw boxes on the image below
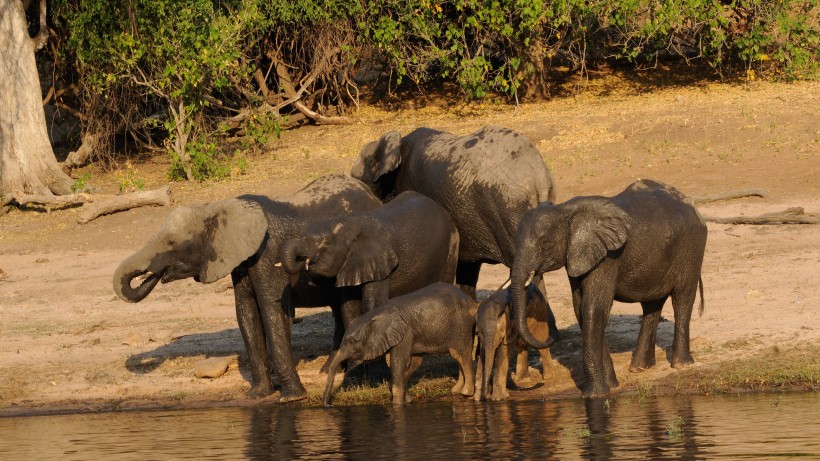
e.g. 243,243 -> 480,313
475,284 -> 559,401
323,283 -> 477,406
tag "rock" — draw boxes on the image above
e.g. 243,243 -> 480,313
194,357 -> 232,379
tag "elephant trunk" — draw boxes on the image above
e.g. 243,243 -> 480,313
512,262 -> 554,350
481,329 -> 496,401
113,251 -> 162,303
280,238 -> 310,274
323,349 -> 348,407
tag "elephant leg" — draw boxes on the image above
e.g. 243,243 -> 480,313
630,298 -> 666,372
578,277 -> 617,398
407,356 -> 423,376
322,303 -> 342,375
450,342 -> 476,397
232,269 -> 273,399
362,280 -> 390,313
474,349 -> 485,401
512,342 -> 531,382
492,342 -> 510,400
249,270 -> 307,403
538,347 -> 554,380
389,338 -> 413,405
670,284 -> 697,368
455,261 -> 482,300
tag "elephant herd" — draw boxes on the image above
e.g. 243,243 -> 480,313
113,125 -> 707,404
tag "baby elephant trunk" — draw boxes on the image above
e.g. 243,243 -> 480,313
323,350 -> 348,406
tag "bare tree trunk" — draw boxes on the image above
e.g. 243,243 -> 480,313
0,0 -> 73,196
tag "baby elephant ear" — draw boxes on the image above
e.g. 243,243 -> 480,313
566,200 -> 631,277
199,199 -> 268,283
362,307 -> 407,361
336,223 -> 399,287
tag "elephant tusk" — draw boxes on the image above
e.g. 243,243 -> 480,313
274,262 -> 282,267
305,258 -> 310,271
524,271 -> 535,287
500,278 -> 511,290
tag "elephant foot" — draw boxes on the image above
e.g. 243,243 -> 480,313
278,382 -> 308,403
246,382 -> 274,399
279,392 -> 308,403
581,381 -> 612,399
491,389 -> 510,401
629,355 -> 656,372
459,383 -> 475,398
671,354 -> 695,369
391,394 -> 411,405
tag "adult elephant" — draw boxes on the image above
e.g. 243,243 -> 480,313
112,175 -> 382,402
510,179 -> 707,397
351,125 -> 556,297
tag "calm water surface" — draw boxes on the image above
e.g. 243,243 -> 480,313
0,392 -> 817,460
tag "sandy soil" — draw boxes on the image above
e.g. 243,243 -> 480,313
1,78 -> 818,415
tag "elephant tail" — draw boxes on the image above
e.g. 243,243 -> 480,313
698,276 -> 705,318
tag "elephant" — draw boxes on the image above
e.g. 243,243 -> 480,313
112,174 -> 382,402
511,179 -> 707,398
351,125 -> 556,297
279,191 -> 459,316
323,283 -> 478,406
474,284 -> 558,401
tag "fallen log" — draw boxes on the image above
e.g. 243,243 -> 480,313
703,207 -> 820,225
77,186 -> 172,223
689,188 -> 768,205
8,187 -> 172,223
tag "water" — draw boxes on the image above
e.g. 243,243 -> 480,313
0,393 -> 817,460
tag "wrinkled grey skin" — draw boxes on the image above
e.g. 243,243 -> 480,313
323,283 -> 477,406
351,125 -> 555,297
113,175 -> 382,402
511,179 -> 707,398
280,191 -> 459,315
475,285 -> 558,401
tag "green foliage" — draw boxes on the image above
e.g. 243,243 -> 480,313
114,162 -> 145,193
167,135 -> 247,182
70,173 -> 92,193
49,0 -> 819,178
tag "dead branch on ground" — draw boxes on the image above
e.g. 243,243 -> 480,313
703,207 -> 820,225
77,186 -> 172,223
7,187 -> 173,223
689,188 -> 768,205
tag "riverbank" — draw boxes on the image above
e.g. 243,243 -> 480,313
1,78 -> 818,415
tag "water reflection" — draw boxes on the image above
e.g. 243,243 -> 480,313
0,393 -> 817,460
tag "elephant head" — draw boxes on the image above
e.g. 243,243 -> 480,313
113,198 -> 268,302
350,131 -> 402,200
323,306 -> 407,406
279,218 -> 398,288
511,198 -> 631,349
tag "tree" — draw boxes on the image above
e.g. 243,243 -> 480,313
0,0 -> 73,201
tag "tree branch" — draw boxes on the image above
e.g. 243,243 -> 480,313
703,207 -> 820,225
689,188 -> 768,205
78,186 -> 173,223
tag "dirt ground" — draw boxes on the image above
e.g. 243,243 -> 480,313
1,77 -> 818,415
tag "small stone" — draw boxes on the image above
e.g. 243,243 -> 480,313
194,357 -> 232,379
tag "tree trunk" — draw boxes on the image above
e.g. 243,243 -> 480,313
0,0 -> 73,196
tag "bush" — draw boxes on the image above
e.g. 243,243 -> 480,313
48,0 -> 819,179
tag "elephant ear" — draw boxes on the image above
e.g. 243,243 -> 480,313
359,131 -> 402,181
360,307 -> 407,361
336,221 -> 399,287
566,200 -> 631,277
199,199 -> 268,283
